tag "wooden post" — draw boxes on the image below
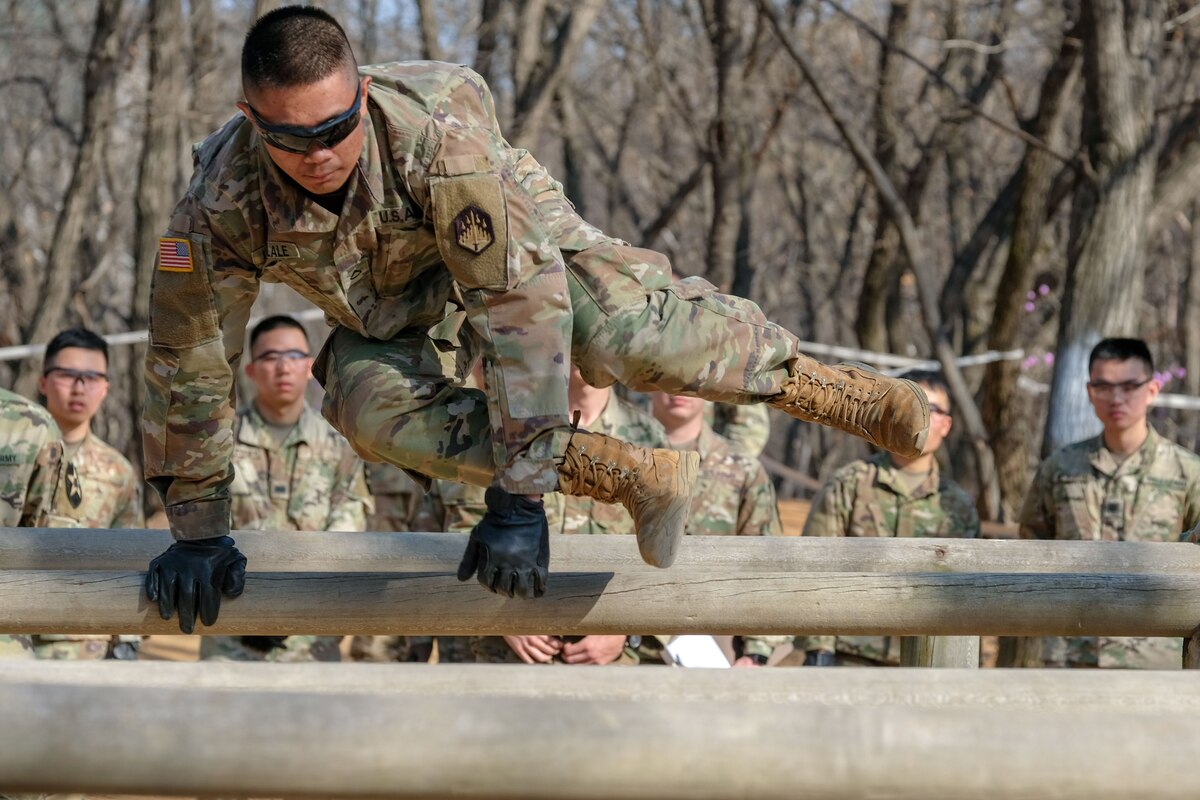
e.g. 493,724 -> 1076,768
5,661 -> 1198,711
5,528 -> 1200,574
2,568 -> 1200,637
901,636 -> 981,668
0,678 -> 1197,799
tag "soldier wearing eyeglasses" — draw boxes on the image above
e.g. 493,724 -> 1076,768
202,314 -> 372,663
794,370 -> 980,667
1018,337 -> 1200,669
32,328 -> 143,660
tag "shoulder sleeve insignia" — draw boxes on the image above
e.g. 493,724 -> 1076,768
158,238 -> 194,272
65,461 -> 83,508
452,205 -> 495,254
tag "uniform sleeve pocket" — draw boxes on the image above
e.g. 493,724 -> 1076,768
149,232 -> 220,349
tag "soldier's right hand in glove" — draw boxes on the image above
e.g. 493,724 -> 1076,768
144,536 -> 247,634
457,487 -> 549,599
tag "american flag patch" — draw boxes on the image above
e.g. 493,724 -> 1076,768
158,238 -> 193,272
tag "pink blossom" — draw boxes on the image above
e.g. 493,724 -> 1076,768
1038,284 -> 1050,296
1024,302 -> 1036,312
1042,352 -> 1054,365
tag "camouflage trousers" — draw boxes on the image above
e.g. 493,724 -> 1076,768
315,241 -> 798,494
200,635 -> 342,662
0,635 -> 34,660
349,635 -> 475,663
1037,636 -> 1183,669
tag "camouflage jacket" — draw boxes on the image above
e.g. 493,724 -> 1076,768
710,403 -> 771,459
0,387 -> 73,527
674,424 -> 780,537
1018,428 -> 1200,668
798,452 -> 979,664
1018,428 -> 1200,542
229,403 -> 371,532
58,433 -> 143,529
145,61 -> 611,541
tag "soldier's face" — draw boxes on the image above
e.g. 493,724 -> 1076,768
246,327 -> 313,408
238,72 -> 371,198
649,392 -> 706,426
38,347 -> 109,432
1087,358 -> 1158,432
919,385 -> 953,456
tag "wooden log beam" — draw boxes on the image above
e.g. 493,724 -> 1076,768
3,568 -> 1199,636
0,679 -> 1196,799
4,661 -> 1197,711
4,528 -> 1200,574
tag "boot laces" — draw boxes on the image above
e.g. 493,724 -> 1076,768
560,445 -> 643,507
779,369 -> 878,430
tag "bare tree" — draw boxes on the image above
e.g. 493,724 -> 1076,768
415,0 -> 444,61
979,23 -> 1081,518
1042,0 -> 1165,454
14,0 -> 124,396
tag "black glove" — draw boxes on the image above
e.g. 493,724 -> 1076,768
457,487 -> 549,599
804,649 -> 837,667
144,536 -> 247,634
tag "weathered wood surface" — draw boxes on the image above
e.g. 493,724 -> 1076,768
2,568 -> 1198,636
902,635 -> 982,668
3,661 -> 1192,709
3,528 -> 1199,574
0,679 -> 1196,799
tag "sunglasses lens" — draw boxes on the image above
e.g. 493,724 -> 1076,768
260,115 -> 360,154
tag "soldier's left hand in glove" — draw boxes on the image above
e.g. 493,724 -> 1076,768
457,487 -> 549,599
145,536 -> 247,634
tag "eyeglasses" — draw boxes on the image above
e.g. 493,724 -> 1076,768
245,80 -> 363,154
43,367 -> 109,389
1087,379 -> 1152,398
929,404 -> 950,417
252,349 -> 311,366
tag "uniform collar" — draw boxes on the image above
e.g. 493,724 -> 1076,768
873,452 -> 940,500
239,402 -> 318,450
1088,427 -> 1159,478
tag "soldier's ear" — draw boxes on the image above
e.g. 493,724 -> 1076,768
359,77 -> 372,119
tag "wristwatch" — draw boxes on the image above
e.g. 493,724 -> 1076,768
745,652 -> 768,666
626,635 -> 643,650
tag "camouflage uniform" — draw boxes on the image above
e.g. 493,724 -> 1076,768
675,424 -> 780,538
144,61 -> 822,546
0,387 -> 74,660
796,452 -> 980,665
200,402 -> 371,662
710,403 -> 771,459
365,462 -> 422,532
670,421 -> 785,661
470,395 -> 669,664
1018,428 -> 1200,669
32,432 -> 145,661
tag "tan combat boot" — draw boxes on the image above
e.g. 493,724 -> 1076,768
557,431 -> 700,568
771,358 -> 930,458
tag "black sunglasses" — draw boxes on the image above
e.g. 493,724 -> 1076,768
246,81 -> 363,154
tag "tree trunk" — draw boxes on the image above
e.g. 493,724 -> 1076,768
1042,0 -> 1163,455
703,0 -> 743,291
474,0 -> 504,88
14,0 -> 124,396
358,0 -> 379,64
979,26 -> 1081,519
414,0 -> 443,62
854,0 -> 910,352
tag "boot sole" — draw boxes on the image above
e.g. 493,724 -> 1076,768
636,451 -> 701,569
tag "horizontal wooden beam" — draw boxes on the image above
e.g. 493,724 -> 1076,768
4,661 -> 1195,711
3,568 -> 1198,636
4,528 -> 1199,574
0,677 -> 1195,799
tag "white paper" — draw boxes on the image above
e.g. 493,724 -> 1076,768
665,635 -> 732,668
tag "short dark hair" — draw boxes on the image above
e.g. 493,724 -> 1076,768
249,315 -> 309,352
1088,337 -> 1153,376
899,369 -> 951,413
44,328 -> 108,369
242,6 -> 357,92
